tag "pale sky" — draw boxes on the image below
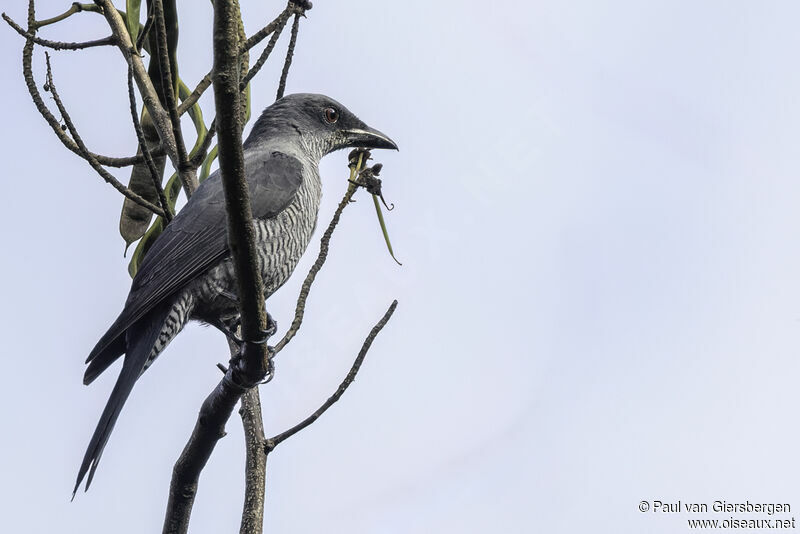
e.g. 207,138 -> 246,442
2,1 -> 800,533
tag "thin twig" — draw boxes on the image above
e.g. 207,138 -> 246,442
127,62 -> 172,221
273,184 -> 358,354
44,53 -> 165,217
177,72 -> 211,116
267,300 -> 398,450
2,14 -> 115,49
32,2 -> 100,28
135,10 -> 154,54
241,3 -> 295,52
239,10 -> 292,91
276,13 -> 301,100
13,7 -> 151,168
152,0 -> 196,197
188,118 -> 216,170
96,0 -> 180,177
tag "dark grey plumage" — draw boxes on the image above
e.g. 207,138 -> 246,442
74,93 -> 397,496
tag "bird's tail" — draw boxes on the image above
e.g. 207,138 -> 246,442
72,301 -> 172,498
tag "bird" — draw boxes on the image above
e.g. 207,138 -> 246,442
73,93 -> 397,496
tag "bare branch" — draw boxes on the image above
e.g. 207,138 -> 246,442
33,3 -> 102,28
241,3 -> 295,52
163,2 -> 273,530
95,0 -> 182,182
177,72 -> 211,116
240,10 -> 292,92
236,299 -> 398,534
268,300 -> 398,449
152,0 -> 196,197
14,8 -> 152,167
162,362 -> 250,534
44,53 -> 166,217
135,9 -> 154,54
127,62 -> 172,221
275,13 -> 301,100
188,118 -> 216,170
212,0 -> 270,372
2,14 -> 115,49
239,388 -> 267,534
273,181 -> 359,354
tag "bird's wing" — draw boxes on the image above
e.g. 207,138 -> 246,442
86,150 -> 304,364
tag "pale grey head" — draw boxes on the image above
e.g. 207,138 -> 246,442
244,93 -> 398,160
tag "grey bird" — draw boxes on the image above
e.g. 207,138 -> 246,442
74,93 -> 397,496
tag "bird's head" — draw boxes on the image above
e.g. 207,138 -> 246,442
246,93 -> 398,159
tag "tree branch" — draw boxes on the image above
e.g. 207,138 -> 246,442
153,0 -> 292,118
13,5 -> 153,168
212,0 -> 269,378
152,0 -> 196,197
2,14 -> 115,50
273,162 -> 362,355
177,72 -> 211,116
162,361 -> 249,534
239,8 -> 293,91
32,3 -> 101,28
95,0 -> 182,183
275,12 -> 301,100
267,300 -> 397,450
242,1 -> 310,50
188,118 -> 216,170
127,61 -> 172,221
162,2 -> 271,531
239,388 -> 267,534
44,52 -> 166,217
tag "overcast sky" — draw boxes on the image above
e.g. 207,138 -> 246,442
2,1 -> 800,532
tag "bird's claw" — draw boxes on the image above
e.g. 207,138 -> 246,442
233,342 -> 276,384
248,312 -> 278,344
231,313 -> 278,382
261,345 -> 277,384
212,311 -> 276,344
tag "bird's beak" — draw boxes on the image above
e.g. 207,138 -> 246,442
343,126 -> 398,151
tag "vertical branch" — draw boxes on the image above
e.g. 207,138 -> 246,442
163,3 -> 275,532
213,0 -> 269,377
239,387 -> 267,534
151,0 -> 197,197
276,12 -> 301,100
237,4 -> 310,531
96,0 -> 180,169
127,63 -> 172,221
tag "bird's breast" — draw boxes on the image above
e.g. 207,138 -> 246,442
189,169 -> 322,324
253,173 -> 322,295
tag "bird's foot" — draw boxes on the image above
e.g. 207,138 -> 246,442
219,289 -> 240,305
230,313 -> 278,383
209,317 -> 243,344
234,341 -> 277,384
246,312 -> 278,344
262,345 -> 277,384
212,312 -> 276,345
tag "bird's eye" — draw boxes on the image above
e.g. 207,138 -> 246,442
324,107 -> 339,124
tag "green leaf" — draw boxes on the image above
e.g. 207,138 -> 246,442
127,77 -> 211,277
119,109 -> 166,250
125,1 -> 141,47
372,194 -> 402,265
127,171 -> 182,277
200,145 -> 219,184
